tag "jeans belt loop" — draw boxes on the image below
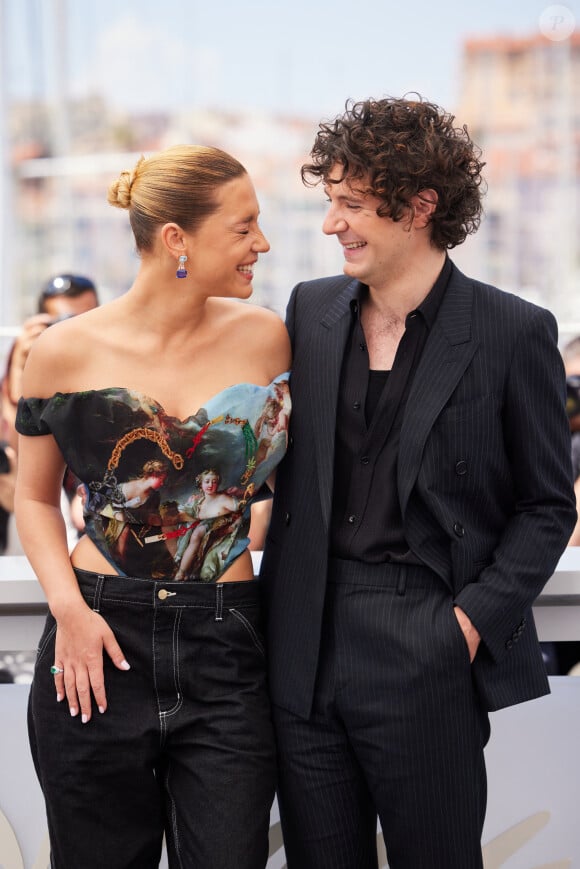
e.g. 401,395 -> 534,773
215,583 -> 224,622
92,574 -> 105,612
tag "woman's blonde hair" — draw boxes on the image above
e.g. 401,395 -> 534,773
107,145 -> 247,251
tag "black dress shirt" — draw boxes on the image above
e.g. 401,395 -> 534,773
330,257 -> 451,562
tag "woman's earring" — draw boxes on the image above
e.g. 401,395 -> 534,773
176,255 -> 188,279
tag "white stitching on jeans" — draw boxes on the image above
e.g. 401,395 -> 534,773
229,608 -> 265,656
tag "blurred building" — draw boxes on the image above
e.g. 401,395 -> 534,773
455,32 -> 580,324
3,26 -> 580,343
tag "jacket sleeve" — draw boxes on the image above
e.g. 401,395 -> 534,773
454,305 -> 577,663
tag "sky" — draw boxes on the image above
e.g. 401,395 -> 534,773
3,0 -> 579,120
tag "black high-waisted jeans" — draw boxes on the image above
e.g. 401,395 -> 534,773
28,569 -> 275,869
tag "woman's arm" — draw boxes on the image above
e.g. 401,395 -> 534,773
15,336 -> 129,724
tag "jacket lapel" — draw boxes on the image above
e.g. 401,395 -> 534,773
398,268 -> 479,516
310,278 -> 360,530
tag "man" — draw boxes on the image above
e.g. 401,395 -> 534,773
0,273 -> 99,553
2,274 -> 99,448
37,272 -> 99,318
260,97 -> 576,869
562,335 -> 580,491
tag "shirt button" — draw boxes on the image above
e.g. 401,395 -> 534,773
361,456 -> 370,465
348,515 -> 357,524
353,401 -> 361,410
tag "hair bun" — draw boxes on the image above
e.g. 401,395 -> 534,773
107,156 -> 146,209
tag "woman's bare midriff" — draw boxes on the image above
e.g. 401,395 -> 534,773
70,535 -> 255,582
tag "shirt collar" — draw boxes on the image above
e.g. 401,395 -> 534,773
416,255 -> 451,328
349,255 -> 452,329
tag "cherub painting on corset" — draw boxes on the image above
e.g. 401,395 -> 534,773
173,467 -> 243,581
252,379 -> 290,469
101,459 -> 169,563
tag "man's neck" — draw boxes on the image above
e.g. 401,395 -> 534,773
366,249 -> 447,321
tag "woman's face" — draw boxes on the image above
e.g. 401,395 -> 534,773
200,472 -> 219,495
150,472 -> 167,490
184,174 -> 270,300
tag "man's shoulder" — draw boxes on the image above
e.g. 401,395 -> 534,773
293,273 -> 354,294
450,262 -> 555,321
289,274 -> 358,318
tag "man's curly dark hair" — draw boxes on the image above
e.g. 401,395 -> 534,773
301,96 -> 486,250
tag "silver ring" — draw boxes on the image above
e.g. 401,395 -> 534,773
50,665 -> 64,675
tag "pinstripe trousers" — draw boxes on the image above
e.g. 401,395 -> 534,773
272,558 -> 489,869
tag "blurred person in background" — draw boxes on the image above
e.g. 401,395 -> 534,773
562,335 -> 580,534
37,273 -> 99,318
15,144 -> 290,868
556,335 -> 580,676
0,274 -> 99,554
260,96 -> 576,869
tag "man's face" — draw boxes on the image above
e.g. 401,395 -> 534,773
321,165 -> 414,292
43,290 -> 98,319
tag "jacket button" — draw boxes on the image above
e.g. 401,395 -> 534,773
505,639 -> 513,650
453,522 -> 464,537
289,435 -> 294,447
348,515 -> 357,524
284,512 -> 291,525
353,401 -> 361,411
455,460 -> 468,475
361,456 -> 370,465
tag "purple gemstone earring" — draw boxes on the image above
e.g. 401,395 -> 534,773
176,255 -> 188,279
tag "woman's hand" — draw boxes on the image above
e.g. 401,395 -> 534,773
52,599 -> 130,723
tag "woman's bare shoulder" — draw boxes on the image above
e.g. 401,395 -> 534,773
247,307 -> 290,376
215,300 -> 290,371
20,307 -> 109,396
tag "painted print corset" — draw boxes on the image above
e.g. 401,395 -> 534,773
16,374 -> 290,581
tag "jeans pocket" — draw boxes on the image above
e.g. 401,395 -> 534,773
36,616 -> 57,665
229,607 -> 266,657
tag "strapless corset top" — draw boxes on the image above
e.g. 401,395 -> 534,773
16,374 -> 290,581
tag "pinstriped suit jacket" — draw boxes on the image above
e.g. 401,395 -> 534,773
260,261 -> 577,717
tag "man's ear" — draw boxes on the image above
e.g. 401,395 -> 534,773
411,189 -> 438,228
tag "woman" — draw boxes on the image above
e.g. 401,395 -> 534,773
14,145 -> 291,869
